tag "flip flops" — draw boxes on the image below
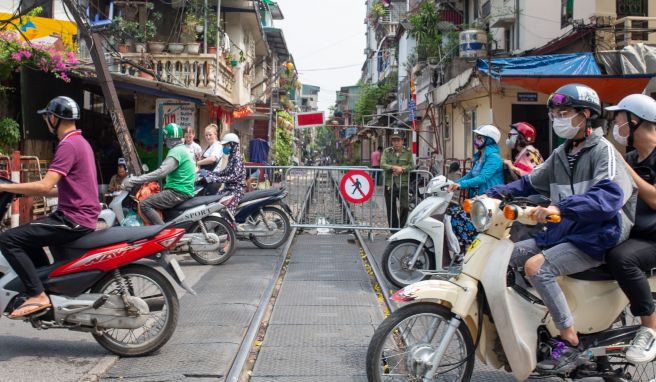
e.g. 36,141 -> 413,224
8,302 -> 52,319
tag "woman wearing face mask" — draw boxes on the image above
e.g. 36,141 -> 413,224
604,94 -> 656,364
205,133 -> 246,214
485,84 -> 637,373
448,124 -> 504,198
503,122 -> 544,182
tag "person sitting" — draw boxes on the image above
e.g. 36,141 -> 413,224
448,124 -> 504,198
503,122 -> 544,182
205,133 -> 246,215
604,94 -> 656,364
0,96 -> 99,319
196,123 -> 223,171
107,158 -> 128,193
184,127 -> 202,162
124,123 -> 196,225
486,84 -> 637,373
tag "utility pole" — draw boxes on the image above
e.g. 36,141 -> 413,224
61,0 -> 142,175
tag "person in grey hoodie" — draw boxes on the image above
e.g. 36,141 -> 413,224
486,84 -> 637,374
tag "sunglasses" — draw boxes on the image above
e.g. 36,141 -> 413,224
548,93 -> 573,108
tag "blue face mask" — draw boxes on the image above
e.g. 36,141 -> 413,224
223,146 -> 232,155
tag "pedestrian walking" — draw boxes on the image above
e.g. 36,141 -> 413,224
380,131 -> 414,229
371,145 -> 382,185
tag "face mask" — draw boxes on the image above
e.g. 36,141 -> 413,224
223,146 -> 232,155
552,113 -> 582,139
612,122 -> 629,146
474,136 -> 485,149
505,135 -> 517,149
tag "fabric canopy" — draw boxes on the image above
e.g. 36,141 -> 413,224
478,53 -> 602,77
477,53 -> 654,104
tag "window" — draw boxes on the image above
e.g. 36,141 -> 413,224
617,0 -> 649,40
504,26 -> 514,52
561,0 -> 573,28
481,1 -> 491,18
443,114 -> 451,141
464,109 -> 476,157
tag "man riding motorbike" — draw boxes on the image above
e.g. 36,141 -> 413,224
0,96 -> 99,319
124,123 -> 196,225
486,84 -> 637,374
605,93 -> 656,364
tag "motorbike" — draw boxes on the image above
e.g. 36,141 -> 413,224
382,175 -> 463,288
196,182 -> 293,250
0,178 -> 192,357
367,195 -> 655,381
98,189 -> 237,265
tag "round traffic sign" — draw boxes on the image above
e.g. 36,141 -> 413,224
340,170 -> 374,204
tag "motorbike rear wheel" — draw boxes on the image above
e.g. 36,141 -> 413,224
366,302 -> 474,381
382,239 -> 435,289
250,206 -> 291,249
189,216 -> 236,265
90,264 -> 179,357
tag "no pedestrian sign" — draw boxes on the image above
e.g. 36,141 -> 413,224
340,170 -> 374,204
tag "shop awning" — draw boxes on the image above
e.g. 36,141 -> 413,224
477,53 -> 654,104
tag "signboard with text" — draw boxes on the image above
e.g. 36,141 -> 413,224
155,99 -> 196,131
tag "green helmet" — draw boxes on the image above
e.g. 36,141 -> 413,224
163,123 -> 184,139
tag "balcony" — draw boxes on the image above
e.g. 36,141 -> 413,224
116,53 -> 235,100
614,16 -> 656,48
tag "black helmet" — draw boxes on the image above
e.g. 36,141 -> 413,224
547,84 -> 601,118
37,96 -> 80,120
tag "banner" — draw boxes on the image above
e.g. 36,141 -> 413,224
155,99 -> 196,131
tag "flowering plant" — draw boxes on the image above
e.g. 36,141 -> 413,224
0,31 -> 79,82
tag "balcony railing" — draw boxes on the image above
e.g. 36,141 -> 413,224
614,16 -> 656,48
117,53 -> 235,97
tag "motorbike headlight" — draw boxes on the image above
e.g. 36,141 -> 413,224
470,200 -> 493,232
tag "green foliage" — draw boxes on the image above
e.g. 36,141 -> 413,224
352,77 -> 395,125
134,12 -> 161,43
273,111 -> 293,166
408,2 -> 443,60
0,118 -> 20,154
108,16 -> 139,44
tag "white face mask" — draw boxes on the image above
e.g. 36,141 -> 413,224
612,122 -> 629,146
505,135 -> 517,149
552,113 -> 582,139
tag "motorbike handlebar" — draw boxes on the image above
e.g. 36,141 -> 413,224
503,204 -> 561,224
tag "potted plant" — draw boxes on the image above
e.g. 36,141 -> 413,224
228,52 -> 239,67
137,52 -> 156,80
134,12 -> 160,53
181,13 -> 201,54
108,16 -> 138,53
206,10 -> 219,54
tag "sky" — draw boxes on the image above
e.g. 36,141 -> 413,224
275,0 -> 366,113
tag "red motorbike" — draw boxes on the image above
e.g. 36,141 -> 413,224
0,178 -> 192,357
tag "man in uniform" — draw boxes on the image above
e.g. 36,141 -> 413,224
380,130 -> 414,229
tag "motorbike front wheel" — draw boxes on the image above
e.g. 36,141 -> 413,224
90,264 -> 179,357
189,216 -> 236,265
250,206 -> 291,249
366,303 -> 474,382
382,239 -> 435,288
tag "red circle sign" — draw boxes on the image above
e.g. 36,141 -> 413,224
340,170 -> 375,204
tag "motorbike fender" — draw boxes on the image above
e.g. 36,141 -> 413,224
479,238 -> 546,381
211,211 -> 235,224
98,209 -> 117,228
388,226 -> 427,243
0,255 -> 18,315
400,275 -> 479,319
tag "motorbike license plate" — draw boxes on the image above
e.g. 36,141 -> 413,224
170,258 -> 186,282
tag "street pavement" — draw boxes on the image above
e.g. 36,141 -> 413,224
0,242 -> 285,382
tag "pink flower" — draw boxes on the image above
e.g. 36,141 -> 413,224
59,73 -> 70,82
11,52 -> 21,60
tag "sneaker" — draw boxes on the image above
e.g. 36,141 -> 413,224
626,326 -> 656,364
536,338 -> 586,374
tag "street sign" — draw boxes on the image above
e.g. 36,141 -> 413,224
340,170 -> 374,204
295,111 -> 324,128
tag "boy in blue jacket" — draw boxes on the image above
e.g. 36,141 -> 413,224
486,84 -> 637,374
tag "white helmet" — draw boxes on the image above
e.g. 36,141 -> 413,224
220,132 -> 240,145
605,94 -> 656,123
473,124 -> 501,143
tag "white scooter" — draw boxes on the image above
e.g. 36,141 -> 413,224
367,195 -> 655,381
382,175 -> 463,288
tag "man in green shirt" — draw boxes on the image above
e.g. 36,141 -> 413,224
124,123 -> 196,225
380,130 -> 414,229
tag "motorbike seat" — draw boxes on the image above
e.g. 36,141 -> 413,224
57,225 -> 166,250
240,188 -> 284,204
171,195 -> 224,211
570,264 -> 656,281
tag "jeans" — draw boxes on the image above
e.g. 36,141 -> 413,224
0,211 -> 93,296
511,239 -> 602,330
140,189 -> 191,225
606,237 -> 656,317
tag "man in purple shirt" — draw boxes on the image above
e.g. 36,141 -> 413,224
0,96 -> 99,319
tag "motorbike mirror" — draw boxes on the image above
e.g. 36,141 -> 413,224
527,194 -> 551,207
